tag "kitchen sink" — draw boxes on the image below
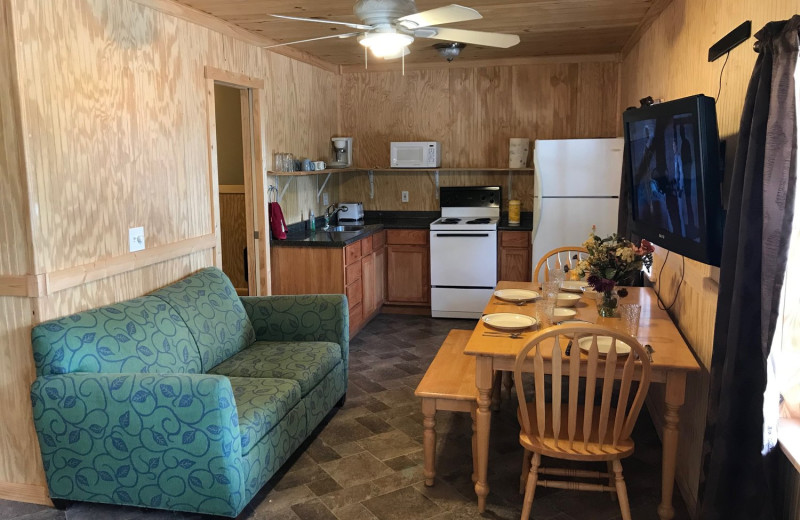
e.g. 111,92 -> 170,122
325,225 -> 365,232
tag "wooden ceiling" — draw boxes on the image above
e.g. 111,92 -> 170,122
174,0 -> 669,67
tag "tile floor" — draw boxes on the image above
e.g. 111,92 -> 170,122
0,314 -> 691,520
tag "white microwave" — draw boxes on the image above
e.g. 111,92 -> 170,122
390,141 -> 442,168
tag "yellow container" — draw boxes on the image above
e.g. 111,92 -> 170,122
508,200 -> 521,225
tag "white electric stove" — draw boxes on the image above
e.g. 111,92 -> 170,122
430,186 -> 500,319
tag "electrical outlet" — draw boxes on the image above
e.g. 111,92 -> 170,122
323,192 -> 329,206
129,227 -> 145,252
401,191 -> 409,203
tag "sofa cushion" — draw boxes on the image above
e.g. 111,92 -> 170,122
31,296 -> 201,376
151,268 -> 255,372
209,342 -> 342,396
229,377 -> 302,454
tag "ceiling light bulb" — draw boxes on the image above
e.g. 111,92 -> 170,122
359,32 -> 413,58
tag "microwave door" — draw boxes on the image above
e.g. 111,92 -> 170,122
397,147 -> 423,166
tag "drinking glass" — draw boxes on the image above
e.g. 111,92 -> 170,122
548,266 -> 567,284
619,303 -> 642,338
536,299 -> 556,328
542,281 -> 560,302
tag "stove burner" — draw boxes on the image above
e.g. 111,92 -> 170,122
439,218 -> 461,224
466,218 -> 491,224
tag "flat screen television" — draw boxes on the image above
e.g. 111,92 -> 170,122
622,94 -> 724,266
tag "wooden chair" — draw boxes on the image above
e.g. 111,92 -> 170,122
533,246 -> 588,283
513,324 -> 651,520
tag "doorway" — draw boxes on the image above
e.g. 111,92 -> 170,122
205,67 -> 267,296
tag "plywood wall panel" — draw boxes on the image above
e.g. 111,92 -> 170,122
338,60 -> 619,212
620,0 -> 800,512
219,193 -> 247,289
0,0 -> 30,277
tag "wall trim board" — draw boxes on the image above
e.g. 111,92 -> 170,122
339,53 -> 621,74
0,481 -> 52,507
127,0 -> 339,74
205,78 -> 223,269
620,0 -> 675,58
204,66 -> 264,90
0,274 -> 45,297
44,234 -> 217,295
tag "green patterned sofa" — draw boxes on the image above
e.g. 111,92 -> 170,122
29,267 -> 348,516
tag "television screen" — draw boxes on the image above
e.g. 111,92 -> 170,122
623,95 -> 724,266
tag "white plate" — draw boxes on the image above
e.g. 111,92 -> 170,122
561,280 -> 589,293
494,289 -> 540,303
577,336 -> 632,356
556,292 -> 581,307
482,313 -> 538,331
553,307 -> 577,318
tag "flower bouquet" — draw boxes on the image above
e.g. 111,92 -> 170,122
577,230 -> 654,317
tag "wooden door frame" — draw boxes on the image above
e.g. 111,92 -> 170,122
204,66 -> 269,295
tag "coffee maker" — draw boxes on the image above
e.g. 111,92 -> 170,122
330,137 -> 353,168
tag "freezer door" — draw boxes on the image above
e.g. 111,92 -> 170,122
534,138 -> 624,197
531,197 -> 619,273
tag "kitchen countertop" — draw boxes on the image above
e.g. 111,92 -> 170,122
271,211 -> 533,247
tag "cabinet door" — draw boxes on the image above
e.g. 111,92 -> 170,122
499,247 -> 531,282
374,247 -> 386,307
361,252 -> 376,316
387,245 -> 429,304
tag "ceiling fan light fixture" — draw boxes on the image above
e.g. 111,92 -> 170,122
358,31 -> 414,58
434,42 -> 466,62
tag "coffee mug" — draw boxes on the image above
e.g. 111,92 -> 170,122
313,161 -> 326,170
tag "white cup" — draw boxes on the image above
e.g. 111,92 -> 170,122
313,161 -> 326,170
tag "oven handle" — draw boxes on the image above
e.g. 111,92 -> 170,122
434,233 -> 491,237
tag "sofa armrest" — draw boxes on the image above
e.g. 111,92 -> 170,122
31,373 -> 246,516
241,294 -> 349,366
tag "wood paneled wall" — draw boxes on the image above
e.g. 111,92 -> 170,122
0,0 -> 338,501
337,60 -> 620,212
620,0 -> 800,513
219,192 -> 247,290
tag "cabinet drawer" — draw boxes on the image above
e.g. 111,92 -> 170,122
360,236 -> 373,256
345,242 -> 361,265
345,261 -> 362,285
346,278 -> 363,308
501,231 -> 530,248
387,229 -> 428,246
372,230 -> 386,250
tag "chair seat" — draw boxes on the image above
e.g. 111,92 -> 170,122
229,377 -> 302,454
210,341 -> 342,396
518,402 -> 635,461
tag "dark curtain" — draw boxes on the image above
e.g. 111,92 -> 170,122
699,16 -> 799,520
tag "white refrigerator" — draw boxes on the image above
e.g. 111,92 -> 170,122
532,138 -> 625,277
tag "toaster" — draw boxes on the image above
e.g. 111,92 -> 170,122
337,202 -> 364,223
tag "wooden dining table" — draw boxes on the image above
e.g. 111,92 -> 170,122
463,281 -> 701,520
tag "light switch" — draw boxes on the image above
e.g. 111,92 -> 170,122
323,192 -> 329,206
401,191 -> 409,203
129,227 -> 145,252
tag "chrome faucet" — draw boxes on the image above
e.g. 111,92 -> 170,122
323,204 -> 344,230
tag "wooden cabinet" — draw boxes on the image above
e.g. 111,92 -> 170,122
386,229 -> 430,305
499,231 -> 532,282
270,229 -> 387,339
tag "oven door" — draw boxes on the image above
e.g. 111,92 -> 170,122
429,230 -> 497,287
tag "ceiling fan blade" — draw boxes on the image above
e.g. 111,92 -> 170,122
417,27 -> 520,48
270,14 -> 372,31
398,4 -> 481,29
262,32 -> 361,49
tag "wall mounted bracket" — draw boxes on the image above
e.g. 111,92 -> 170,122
316,172 -> 333,202
709,21 -> 751,62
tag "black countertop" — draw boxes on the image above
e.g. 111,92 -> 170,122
271,211 -> 533,247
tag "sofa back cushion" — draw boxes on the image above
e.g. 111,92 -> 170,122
150,268 -> 255,372
31,296 -> 202,376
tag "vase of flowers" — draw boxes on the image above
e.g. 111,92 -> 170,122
577,230 -> 654,317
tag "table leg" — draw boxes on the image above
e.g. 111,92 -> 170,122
422,398 -> 436,487
475,356 -> 494,512
658,371 -> 686,520
501,371 -> 513,401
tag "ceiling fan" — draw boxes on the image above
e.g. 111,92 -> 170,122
264,0 -> 520,62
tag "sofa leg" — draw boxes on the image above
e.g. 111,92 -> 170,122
337,394 -> 347,407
